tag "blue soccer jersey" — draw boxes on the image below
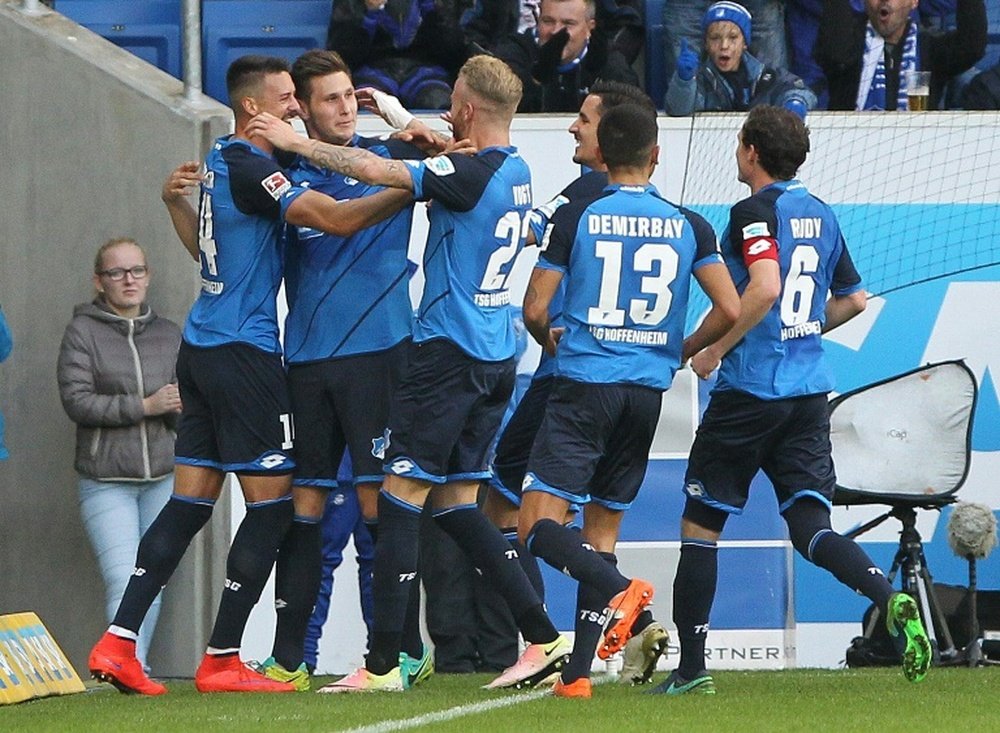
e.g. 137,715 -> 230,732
529,170 -> 608,379
184,136 -> 308,353
538,183 -> 722,390
404,147 -> 532,362
283,135 -> 421,364
715,179 -> 863,400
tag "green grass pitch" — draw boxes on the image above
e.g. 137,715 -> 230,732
3,668 -> 999,732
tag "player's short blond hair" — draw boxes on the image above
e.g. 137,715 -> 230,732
458,55 -> 522,120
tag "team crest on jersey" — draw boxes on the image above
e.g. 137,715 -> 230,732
424,156 -> 456,177
742,221 -> 770,239
262,171 -> 292,200
372,429 -> 390,460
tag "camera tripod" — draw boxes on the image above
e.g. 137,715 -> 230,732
846,503 -> 959,664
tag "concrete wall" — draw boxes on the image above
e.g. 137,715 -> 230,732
0,2 -> 232,677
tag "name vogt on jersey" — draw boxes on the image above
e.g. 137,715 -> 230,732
588,214 -> 685,239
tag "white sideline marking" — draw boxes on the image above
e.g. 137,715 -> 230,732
337,677 -> 613,733
337,689 -> 551,733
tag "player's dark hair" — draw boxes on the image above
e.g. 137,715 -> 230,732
740,105 -> 809,180
589,80 -> 656,116
597,104 -> 658,169
291,49 -> 352,101
226,55 -> 292,109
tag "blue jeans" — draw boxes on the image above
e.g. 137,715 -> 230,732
662,0 -> 788,88
78,475 -> 173,669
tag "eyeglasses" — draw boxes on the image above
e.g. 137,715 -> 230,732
98,266 -> 149,281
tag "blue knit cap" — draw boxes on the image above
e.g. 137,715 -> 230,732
703,1 -> 752,44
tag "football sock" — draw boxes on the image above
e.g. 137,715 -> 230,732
272,516 -> 322,670
563,551 -> 618,682
435,504 -> 558,644
207,495 -> 293,652
673,539 -> 718,679
502,528 -> 546,600
783,498 -> 895,610
367,491 -> 421,675
809,531 -> 894,610
400,568 -> 424,659
111,495 -> 214,634
527,518 -> 630,599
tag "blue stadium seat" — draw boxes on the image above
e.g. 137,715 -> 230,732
202,0 -> 331,103
644,0 -> 667,109
55,0 -> 182,79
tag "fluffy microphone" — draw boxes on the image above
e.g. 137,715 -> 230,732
947,502 -> 999,559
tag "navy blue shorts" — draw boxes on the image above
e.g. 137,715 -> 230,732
175,341 -> 295,474
684,390 -> 835,514
489,375 -> 555,507
384,339 -> 515,484
287,340 -> 409,488
523,378 -> 662,510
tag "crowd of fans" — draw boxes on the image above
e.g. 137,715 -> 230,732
318,0 -> 996,112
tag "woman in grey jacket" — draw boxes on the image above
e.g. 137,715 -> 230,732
57,238 -> 182,672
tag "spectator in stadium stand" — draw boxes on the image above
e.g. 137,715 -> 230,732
0,303 -> 11,462
961,61 -> 1000,108
494,0 -> 639,112
326,0 -> 472,110
665,2 -> 816,117
661,0 -> 789,89
463,0 -> 644,64
57,238 -> 182,675
814,0 -> 986,110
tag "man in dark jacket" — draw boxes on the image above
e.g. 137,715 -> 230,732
495,0 -> 639,112
327,0 -> 471,109
815,0 -> 986,110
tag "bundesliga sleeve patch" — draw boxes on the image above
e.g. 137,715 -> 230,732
742,221 -> 770,239
424,155 -> 456,177
261,171 -> 292,200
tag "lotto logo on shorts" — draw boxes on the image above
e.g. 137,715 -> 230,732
258,453 -> 288,470
389,459 -> 415,475
685,481 -> 705,498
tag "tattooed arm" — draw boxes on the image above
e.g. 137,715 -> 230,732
245,112 -> 415,191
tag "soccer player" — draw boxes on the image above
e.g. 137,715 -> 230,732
651,105 -> 931,695
87,55 -> 412,695
247,55 -> 571,692
517,102 -> 741,698
482,80 -> 673,687
255,49 -> 430,692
